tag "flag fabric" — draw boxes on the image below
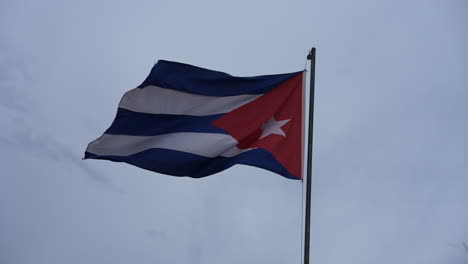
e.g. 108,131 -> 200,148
85,60 -> 305,180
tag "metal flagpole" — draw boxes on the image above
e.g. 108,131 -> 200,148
304,47 -> 316,264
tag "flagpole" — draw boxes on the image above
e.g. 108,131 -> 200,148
304,47 -> 316,264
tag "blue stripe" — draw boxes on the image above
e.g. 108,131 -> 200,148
105,108 -> 227,136
138,60 -> 302,96
84,148 -> 298,180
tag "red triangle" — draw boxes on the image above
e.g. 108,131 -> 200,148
212,72 -> 304,179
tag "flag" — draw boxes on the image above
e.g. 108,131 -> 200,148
84,60 -> 305,180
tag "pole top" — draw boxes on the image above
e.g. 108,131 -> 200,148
307,48 -> 316,60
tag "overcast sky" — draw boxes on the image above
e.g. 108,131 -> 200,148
1,0 -> 467,263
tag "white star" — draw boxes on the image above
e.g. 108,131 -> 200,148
260,116 -> 291,139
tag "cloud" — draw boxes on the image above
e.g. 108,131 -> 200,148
145,229 -> 168,241
0,38 -> 33,113
0,43 -> 122,193
0,0 -> 467,263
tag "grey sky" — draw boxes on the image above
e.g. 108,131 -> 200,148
1,0 -> 467,263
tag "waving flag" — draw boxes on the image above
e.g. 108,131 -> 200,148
85,60 -> 305,179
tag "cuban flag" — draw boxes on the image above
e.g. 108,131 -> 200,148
85,60 -> 305,180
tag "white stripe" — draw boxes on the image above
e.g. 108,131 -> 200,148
119,85 -> 261,116
86,133 -> 252,158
